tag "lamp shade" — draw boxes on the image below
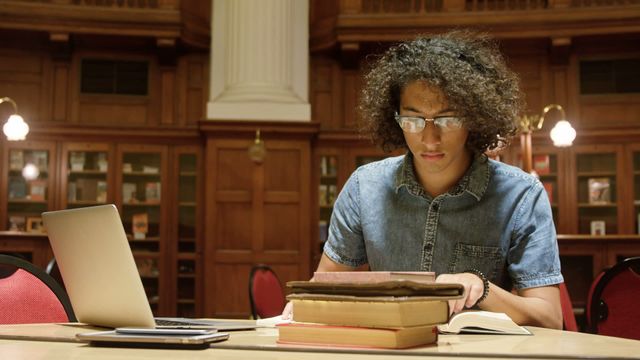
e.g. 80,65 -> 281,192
3,114 -> 29,141
550,120 -> 576,147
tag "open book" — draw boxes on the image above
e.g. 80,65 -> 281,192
312,271 -> 435,284
437,311 -> 531,335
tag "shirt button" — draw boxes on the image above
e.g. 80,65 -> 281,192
432,203 -> 439,211
424,243 -> 433,251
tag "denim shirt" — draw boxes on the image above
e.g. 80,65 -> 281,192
324,153 -> 563,290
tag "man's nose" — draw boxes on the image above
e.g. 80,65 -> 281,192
421,122 -> 441,145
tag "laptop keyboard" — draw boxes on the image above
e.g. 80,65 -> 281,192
155,318 -> 213,327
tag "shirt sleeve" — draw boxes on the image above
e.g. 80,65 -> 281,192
323,169 -> 369,268
508,180 -> 564,290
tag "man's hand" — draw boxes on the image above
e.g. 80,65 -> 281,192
436,272 -> 487,315
281,301 -> 293,320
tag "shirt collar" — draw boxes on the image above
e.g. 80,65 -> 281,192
395,152 -> 489,201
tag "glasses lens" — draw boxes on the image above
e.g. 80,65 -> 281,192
397,116 -> 424,133
434,117 -> 462,131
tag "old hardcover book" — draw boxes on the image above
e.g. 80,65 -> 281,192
532,154 -> 551,175
313,271 -> 435,284
290,296 -> 448,328
277,323 -> 438,349
437,311 -> 530,335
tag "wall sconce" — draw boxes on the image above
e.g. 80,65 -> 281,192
0,97 -> 29,141
248,129 -> 266,163
519,104 -> 576,173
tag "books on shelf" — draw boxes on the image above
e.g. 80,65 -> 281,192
29,179 -> 47,201
69,151 -> 86,171
290,296 -> 447,328
123,183 -> 137,203
96,153 -> 108,172
533,154 -> 551,175
9,150 -> 24,171
96,180 -> 107,203
277,322 -> 438,349
590,220 -> 606,236
437,311 -> 530,335
312,271 -> 436,284
327,185 -> 337,205
318,185 -> 328,206
30,150 -> 48,171
68,181 -> 77,202
320,156 -> 338,177
142,165 -> 159,174
588,177 -> 611,204
132,213 -> 148,240
8,178 -> 27,199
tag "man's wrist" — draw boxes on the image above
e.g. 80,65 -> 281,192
463,269 -> 490,307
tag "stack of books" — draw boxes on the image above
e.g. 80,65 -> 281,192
277,272 -> 463,349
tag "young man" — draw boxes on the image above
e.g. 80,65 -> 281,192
303,31 -> 563,329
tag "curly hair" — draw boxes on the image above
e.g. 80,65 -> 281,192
358,30 -> 523,155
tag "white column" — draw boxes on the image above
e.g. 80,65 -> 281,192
207,0 -> 310,121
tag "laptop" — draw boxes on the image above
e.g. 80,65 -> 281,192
42,204 -> 255,331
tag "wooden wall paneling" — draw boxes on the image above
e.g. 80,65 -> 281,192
0,50 -> 45,124
185,56 -> 207,127
342,69 -> 360,129
311,57 -> 343,130
160,67 -> 176,126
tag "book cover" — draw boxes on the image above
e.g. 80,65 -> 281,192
590,220 -> 606,236
30,150 -> 48,171
145,182 -> 161,203
327,185 -> 337,205
588,177 -> 611,204
533,155 -> 551,175
277,323 -> 438,349
542,182 -> 554,203
29,179 -> 47,201
132,213 -> 148,240
312,271 -> 436,284
437,311 -> 530,335
320,156 -> 328,176
290,297 -> 448,328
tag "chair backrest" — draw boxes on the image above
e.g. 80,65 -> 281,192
0,254 -> 76,324
588,257 -> 640,340
248,264 -> 285,319
45,257 -> 66,291
558,282 -> 578,332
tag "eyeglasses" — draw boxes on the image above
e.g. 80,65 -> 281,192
394,112 -> 463,133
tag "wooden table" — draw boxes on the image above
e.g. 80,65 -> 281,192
0,323 -> 639,359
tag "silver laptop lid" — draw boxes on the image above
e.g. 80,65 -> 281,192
43,205 -> 156,328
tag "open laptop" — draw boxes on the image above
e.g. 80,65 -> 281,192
42,204 -> 255,331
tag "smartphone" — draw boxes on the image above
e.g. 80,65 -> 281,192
77,330 -> 229,350
115,327 -> 216,336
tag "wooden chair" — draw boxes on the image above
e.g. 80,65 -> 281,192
248,264 -> 285,319
587,257 -> 640,340
0,254 -> 76,324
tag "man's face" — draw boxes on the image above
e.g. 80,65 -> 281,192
398,80 -> 471,180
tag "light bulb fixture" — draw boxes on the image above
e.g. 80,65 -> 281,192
518,104 -> 576,173
0,97 -> 29,141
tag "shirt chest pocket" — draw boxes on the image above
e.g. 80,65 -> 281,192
448,243 -> 503,281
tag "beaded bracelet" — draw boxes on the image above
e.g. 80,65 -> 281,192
464,269 -> 490,307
